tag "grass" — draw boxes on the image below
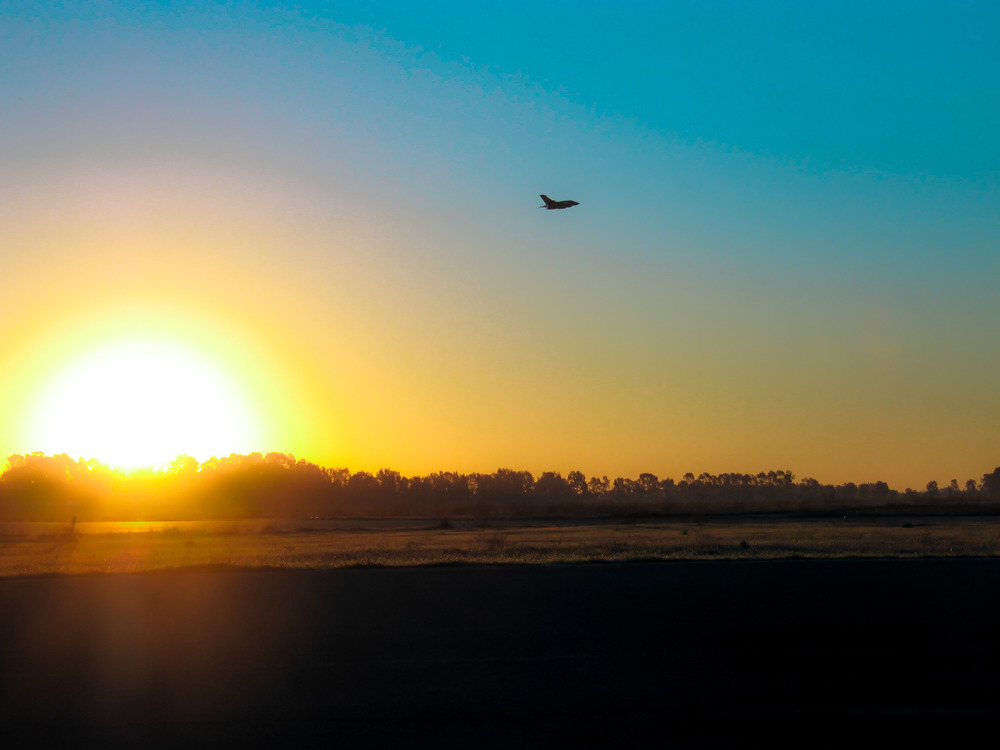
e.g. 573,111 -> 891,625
1,516 -> 999,577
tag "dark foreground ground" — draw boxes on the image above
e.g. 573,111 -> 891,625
2,560 -> 999,748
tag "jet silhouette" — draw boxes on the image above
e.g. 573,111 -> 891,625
539,194 -> 579,210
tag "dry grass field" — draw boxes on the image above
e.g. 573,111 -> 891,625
2,515 -> 1000,577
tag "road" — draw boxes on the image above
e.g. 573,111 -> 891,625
2,560 -> 999,747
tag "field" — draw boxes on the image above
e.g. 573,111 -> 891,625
3,515 -> 1000,577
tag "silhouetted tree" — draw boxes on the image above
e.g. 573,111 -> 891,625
169,454 -> 199,476
637,473 -> 659,496
587,475 -> 610,496
567,470 -> 588,497
325,467 -> 350,489
432,472 -> 473,510
347,471 -> 380,511
376,468 -> 404,511
837,482 -> 858,502
981,468 -> 1000,500
0,453 -> 990,521
265,452 -> 296,470
535,471 -> 572,506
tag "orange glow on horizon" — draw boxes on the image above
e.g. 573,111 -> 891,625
22,338 -> 263,470
3,299 -> 345,472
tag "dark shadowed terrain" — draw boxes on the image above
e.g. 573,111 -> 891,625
2,560 -> 999,747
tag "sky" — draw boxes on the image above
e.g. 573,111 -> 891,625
1,0 -> 998,489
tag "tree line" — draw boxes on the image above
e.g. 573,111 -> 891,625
1,451 -> 999,522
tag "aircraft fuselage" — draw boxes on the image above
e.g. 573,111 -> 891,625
540,194 -> 579,210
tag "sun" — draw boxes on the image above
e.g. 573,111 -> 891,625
25,338 -> 265,470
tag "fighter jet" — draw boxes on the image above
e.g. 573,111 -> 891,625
539,194 -> 579,210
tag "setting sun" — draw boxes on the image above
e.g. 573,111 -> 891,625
24,339 -> 264,470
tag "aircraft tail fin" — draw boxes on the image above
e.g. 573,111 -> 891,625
539,194 -> 555,208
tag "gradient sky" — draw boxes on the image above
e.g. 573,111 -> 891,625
2,0 -> 998,489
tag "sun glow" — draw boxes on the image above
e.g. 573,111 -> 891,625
25,339 -> 264,470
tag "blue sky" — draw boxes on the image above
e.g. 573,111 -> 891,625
316,0 -> 1000,176
1,1 -> 998,488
